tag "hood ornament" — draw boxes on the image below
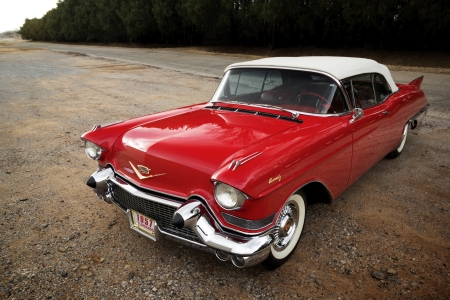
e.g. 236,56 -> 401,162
137,165 -> 150,174
129,161 -> 166,180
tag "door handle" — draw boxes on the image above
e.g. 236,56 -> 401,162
382,110 -> 390,115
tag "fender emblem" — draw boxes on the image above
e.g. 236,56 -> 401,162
269,175 -> 281,184
129,161 -> 166,180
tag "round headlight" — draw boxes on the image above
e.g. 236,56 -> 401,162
84,140 -> 104,160
214,182 -> 247,210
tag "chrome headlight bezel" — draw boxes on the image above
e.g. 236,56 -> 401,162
84,140 -> 105,160
214,182 -> 247,210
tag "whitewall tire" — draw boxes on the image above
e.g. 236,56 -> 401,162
387,124 -> 408,159
261,191 -> 306,270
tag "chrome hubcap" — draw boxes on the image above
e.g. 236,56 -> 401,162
273,203 -> 298,251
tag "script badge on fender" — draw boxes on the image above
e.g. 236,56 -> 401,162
269,175 -> 282,184
129,161 -> 166,180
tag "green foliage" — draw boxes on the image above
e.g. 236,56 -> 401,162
19,0 -> 449,50
151,0 -> 182,43
118,0 -> 158,43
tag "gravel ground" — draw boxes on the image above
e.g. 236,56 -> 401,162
1,44 -> 449,299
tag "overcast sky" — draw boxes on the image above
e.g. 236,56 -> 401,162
0,0 -> 58,32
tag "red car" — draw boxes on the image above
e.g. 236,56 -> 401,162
82,57 -> 428,269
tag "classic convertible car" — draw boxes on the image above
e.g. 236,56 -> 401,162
82,57 -> 428,269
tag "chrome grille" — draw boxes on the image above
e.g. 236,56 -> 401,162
110,183 -> 202,244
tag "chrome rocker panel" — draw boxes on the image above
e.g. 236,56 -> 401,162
87,168 -> 272,268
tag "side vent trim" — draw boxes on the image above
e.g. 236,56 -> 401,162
206,106 -> 303,124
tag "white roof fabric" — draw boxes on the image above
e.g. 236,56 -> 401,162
226,56 -> 398,92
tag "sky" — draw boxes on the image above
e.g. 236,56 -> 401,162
0,0 -> 59,32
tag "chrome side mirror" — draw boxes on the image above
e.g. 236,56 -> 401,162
350,108 -> 364,123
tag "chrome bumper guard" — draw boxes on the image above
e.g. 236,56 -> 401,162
86,168 -> 273,268
172,200 -> 272,268
87,168 -> 115,203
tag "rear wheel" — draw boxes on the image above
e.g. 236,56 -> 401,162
261,191 -> 306,270
387,124 -> 408,159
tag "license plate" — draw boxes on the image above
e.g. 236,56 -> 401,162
130,210 -> 156,237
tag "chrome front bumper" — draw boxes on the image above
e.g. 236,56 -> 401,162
87,168 -> 272,268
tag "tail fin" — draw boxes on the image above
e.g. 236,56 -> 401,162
408,76 -> 424,89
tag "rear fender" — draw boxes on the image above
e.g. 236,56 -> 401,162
408,76 -> 424,89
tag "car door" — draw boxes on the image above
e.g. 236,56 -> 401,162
343,74 -> 393,186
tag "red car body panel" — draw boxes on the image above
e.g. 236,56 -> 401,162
82,78 -> 428,236
110,108 -> 296,198
82,58 -> 429,269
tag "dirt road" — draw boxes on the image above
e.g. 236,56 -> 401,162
1,41 -> 449,299
16,41 -> 450,120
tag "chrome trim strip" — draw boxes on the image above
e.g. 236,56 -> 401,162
410,104 -> 429,122
165,235 -> 214,253
228,151 -> 263,171
158,227 -> 208,247
400,104 -> 430,139
109,176 -> 181,209
91,120 -> 123,131
115,168 -> 185,200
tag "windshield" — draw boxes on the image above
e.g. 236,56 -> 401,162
211,68 -> 349,115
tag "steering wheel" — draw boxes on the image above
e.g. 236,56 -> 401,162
297,92 -> 328,104
297,92 -> 331,113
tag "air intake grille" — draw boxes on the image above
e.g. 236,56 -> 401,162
207,106 -> 303,123
221,212 -> 276,230
110,183 -> 202,244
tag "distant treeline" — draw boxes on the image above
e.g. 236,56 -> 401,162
0,30 -> 21,39
20,0 -> 449,50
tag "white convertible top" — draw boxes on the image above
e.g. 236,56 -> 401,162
225,56 -> 399,92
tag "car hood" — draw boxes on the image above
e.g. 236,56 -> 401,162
110,108 -> 298,197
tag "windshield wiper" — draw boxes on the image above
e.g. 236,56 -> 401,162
250,103 -> 300,119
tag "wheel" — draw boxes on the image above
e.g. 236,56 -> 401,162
261,191 -> 306,270
386,124 -> 408,159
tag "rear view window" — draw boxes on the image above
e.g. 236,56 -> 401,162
343,73 -> 392,108
374,75 -> 391,102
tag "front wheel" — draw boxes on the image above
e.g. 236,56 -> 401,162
261,192 -> 306,270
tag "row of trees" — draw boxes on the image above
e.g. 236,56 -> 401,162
20,0 -> 450,50
0,30 -> 21,39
